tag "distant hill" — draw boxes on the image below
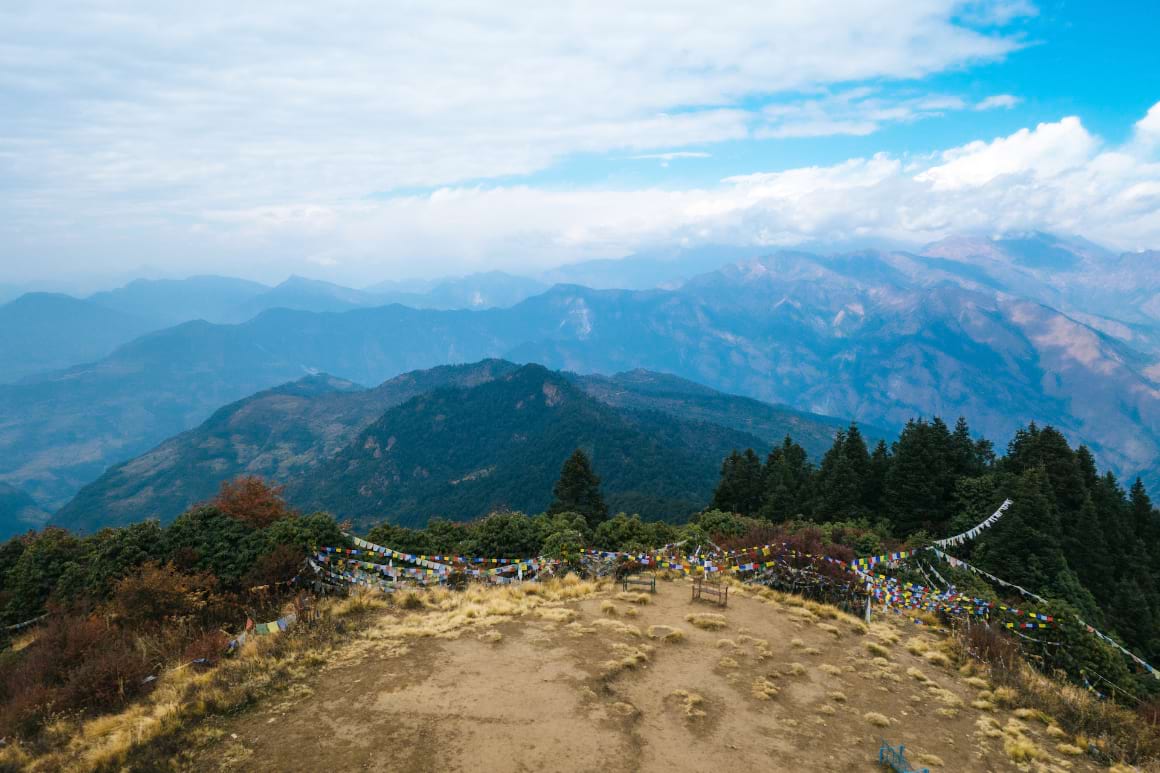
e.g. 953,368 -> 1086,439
55,361 -> 857,530
0,483 -> 49,539
8,235 -> 1160,509
0,293 -> 157,383
87,276 -> 270,326
54,361 -> 521,531
287,364 -> 768,527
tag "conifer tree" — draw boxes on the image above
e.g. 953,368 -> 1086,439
759,436 -> 813,521
711,448 -> 764,516
548,449 -> 608,529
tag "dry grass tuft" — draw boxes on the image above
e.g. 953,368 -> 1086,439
905,637 -> 929,656
1045,724 -> 1067,739
971,699 -> 996,712
1056,743 -> 1084,756
991,686 -> 1017,707
609,701 -> 637,718
685,613 -> 728,631
864,641 -> 891,658
829,691 -> 847,702
922,650 -> 951,668
906,667 -> 929,682
718,656 -> 740,669
670,690 -> 707,719
863,712 -> 891,728
790,637 -> 805,649
818,664 -> 843,676
592,618 -> 642,638
963,676 -> 989,689
537,607 -> 577,623
623,607 -> 639,618
976,716 -> 1003,738
935,708 -> 959,719
781,662 -> 807,677
914,752 -> 944,767
817,704 -> 836,715
616,591 -> 651,605
600,600 -> 618,616
646,625 -> 685,644
751,677 -> 780,701
478,630 -> 503,643
1003,734 -> 1047,762
815,623 -> 841,638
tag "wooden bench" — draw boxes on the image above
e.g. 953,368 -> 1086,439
878,739 -> 929,773
622,572 -> 657,593
691,576 -> 728,607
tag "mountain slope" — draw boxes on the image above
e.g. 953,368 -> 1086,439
287,364 -> 766,527
0,293 -> 157,383
87,275 -> 270,326
53,361 -> 521,531
8,243 -> 1160,509
0,483 -> 50,539
55,361 -> 856,530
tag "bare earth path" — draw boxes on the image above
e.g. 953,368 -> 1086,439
189,581 -> 1103,772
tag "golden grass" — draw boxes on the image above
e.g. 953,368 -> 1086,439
1003,734 -> 1047,762
537,607 -> 577,623
790,637 -> 805,649
864,641 -> 891,658
781,662 -> 807,677
828,691 -> 847,702
718,656 -> 740,669
971,699 -> 996,711
863,712 -> 891,728
670,690 -> 707,719
975,716 -> 1003,738
592,618 -> 643,638
914,752 -> 944,767
1057,743 -> 1084,756
905,637 -> 929,656
751,677 -> 780,700
963,676 -> 990,689
922,650 -> 951,668
615,592 -> 651,605
817,704 -> 836,715
991,686 -> 1018,707
600,600 -> 618,616
935,708 -> 959,719
646,625 -> 686,643
818,664 -> 843,676
478,630 -> 503,643
685,613 -> 728,630
906,666 -> 929,682
1045,724 -> 1067,739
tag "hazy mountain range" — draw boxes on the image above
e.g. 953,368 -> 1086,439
54,361 -> 863,533
1,231 -> 1157,525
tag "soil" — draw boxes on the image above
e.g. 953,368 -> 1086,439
188,581 -> 1105,772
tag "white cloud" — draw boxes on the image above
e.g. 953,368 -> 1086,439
975,94 -> 1021,110
187,104 -> 1160,279
631,152 -> 712,161
755,89 -> 973,138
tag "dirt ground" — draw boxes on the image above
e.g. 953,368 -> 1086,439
189,579 -> 1106,772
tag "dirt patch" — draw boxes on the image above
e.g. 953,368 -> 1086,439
186,581 -> 1110,772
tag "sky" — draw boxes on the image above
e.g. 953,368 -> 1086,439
1,0 -> 1158,288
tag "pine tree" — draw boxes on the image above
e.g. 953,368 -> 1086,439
813,428 -> 867,520
759,436 -> 813,522
711,448 -> 764,516
548,449 -> 608,529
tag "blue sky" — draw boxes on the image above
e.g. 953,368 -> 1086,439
0,0 -> 1157,286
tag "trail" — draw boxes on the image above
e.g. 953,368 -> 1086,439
190,581 -> 1104,772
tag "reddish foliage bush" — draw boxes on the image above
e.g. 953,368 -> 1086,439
214,476 -> 293,527
181,630 -> 230,666
243,544 -> 305,590
112,561 -> 220,628
0,616 -> 152,738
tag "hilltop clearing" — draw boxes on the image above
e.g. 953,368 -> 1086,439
172,579 -> 1112,773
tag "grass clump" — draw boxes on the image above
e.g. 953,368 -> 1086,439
818,664 -> 842,676
537,607 -> 577,623
669,690 -> 707,719
685,613 -> 727,631
600,600 -> 618,616
592,619 -> 642,638
781,662 -> 807,677
863,712 -> 891,728
913,753 -> 944,767
751,677 -> 780,701
864,641 -> 891,658
646,625 -> 685,644
828,691 -> 847,702
615,592 -> 651,605
922,650 -> 951,668
1056,743 -> 1084,756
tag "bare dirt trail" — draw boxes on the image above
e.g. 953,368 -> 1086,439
190,580 -> 1104,772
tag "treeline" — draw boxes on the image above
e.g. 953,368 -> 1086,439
713,418 -> 1160,668
0,479 -> 343,738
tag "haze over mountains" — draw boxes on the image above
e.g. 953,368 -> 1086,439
2,231 -> 1158,528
